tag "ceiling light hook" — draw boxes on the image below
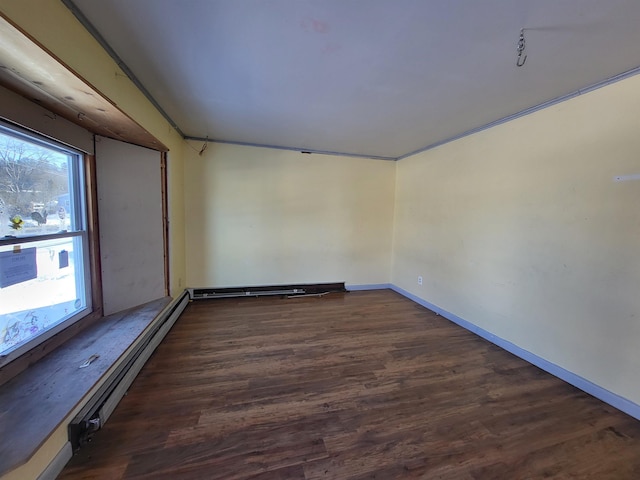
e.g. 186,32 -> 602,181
516,53 -> 527,67
516,28 -> 527,67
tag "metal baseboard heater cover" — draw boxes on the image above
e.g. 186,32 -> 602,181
68,291 -> 190,450
188,282 -> 346,299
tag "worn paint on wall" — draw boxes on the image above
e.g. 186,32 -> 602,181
392,72 -> 640,405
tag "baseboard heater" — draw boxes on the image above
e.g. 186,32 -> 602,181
188,282 -> 346,300
68,290 -> 190,451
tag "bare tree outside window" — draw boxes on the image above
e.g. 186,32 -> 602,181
0,126 -> 90,361
0,133 -> 70,237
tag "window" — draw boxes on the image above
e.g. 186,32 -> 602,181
0,123 -> 91,364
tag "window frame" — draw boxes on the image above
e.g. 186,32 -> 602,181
0,120 -> 99,370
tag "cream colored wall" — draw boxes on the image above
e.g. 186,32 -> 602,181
392,73 -> 640,406
3,3 -> 639,479
0,2 -> 187,479
0,0 -> 187,296
185,142 -> 395,287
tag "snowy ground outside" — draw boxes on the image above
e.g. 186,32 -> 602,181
0,223 -> 85,355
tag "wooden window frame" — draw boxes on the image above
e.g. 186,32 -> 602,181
0,149 -> 103,386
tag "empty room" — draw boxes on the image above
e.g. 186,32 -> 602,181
1,1 -> 640,479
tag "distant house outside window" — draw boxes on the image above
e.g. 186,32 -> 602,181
0,123 -> 91,363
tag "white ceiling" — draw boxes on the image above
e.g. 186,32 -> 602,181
68,0 -> 640,160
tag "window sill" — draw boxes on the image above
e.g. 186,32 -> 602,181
0,296 -> 172,478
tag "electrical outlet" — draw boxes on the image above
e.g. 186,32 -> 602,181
418,276 -> 423,285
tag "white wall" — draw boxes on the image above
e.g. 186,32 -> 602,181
185,143 -> 395,288
392,73 -> 640,405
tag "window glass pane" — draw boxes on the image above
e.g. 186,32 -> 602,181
0,125 -> 90,360
0,131 -> 75,238
0,237 -> 87,355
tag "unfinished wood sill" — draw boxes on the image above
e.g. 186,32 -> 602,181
0,297 -> 173,478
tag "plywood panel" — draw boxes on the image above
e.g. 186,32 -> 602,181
96,136 -> 165,315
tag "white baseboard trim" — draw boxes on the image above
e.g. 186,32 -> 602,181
346,283 -> 393,291
390,284 -> 640,421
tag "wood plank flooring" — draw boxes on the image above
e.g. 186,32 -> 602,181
59,290 -> 640,479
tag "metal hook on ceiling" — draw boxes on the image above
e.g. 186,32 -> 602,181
516,28 -> 527,67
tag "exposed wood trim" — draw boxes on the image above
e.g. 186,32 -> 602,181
85,152 -> 104,315
161,152 -> 170,296
0,13 -> 168,152
0,84 -> 94,155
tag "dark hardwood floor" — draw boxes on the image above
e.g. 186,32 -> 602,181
59,290 -> 640,479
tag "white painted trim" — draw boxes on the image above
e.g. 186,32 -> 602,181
346,284 -> 393,291
390,284 -> 640,421
69,290 -> 190,448
98,291 -> 190,423
36,442 -> 72,480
